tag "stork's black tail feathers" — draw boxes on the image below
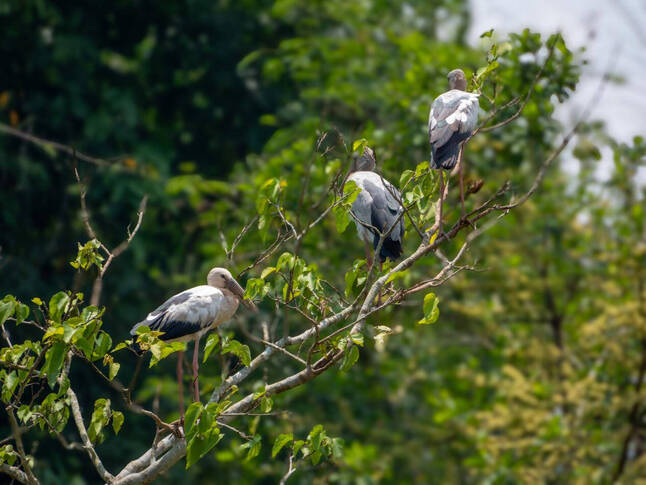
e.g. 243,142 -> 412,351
372,232 -> 403,263
431,131 -> 470,170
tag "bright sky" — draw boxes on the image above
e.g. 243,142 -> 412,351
469,0 -> 646,179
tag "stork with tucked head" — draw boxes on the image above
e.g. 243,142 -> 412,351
131,267 -> 257,414
428,68 -> 479,221
346,147 -> 405,267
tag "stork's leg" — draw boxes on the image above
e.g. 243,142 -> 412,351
192,337 -> 201,402
364,239 -> 372,269
377,260 -> 384,304
437,170 -> 445,236
458,147 -> 465,219
177,350 -> 185,417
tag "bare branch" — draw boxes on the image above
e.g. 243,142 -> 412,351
239,321 -> 307,366
1,322 -> 13,348
67,386 -> 114,482
73,164 -> 98,240
5,406 -> 38,485
89,195 -> 148,307
0,462 -> 29,484
226,215 -> 259,262
279,452 -> 297,485
0,122 -> 118,167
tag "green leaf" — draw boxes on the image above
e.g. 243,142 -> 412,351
81,305 -> 103,322
111,342 -> 129,353
260,396 -> 273,413
203,333 -> 220,363
0,301 -> 15,325
242,435 -> 262,462
31,297 -> 43,306
63,323 -> 82,344
186,425 -> 222,468
44,342 -> 67,388
112,411 -> 124,434
480,28 -> 494,38
310,449 -> 322,465
49,292 -> 70,323
244,278 -> 269,300
108,362 -> 120,381
2,371 -> 19,402
343,179 -> 360,204
414,161 -> 430,176
475,60 -> 500,81
399,169 -> 414,187
149,341 -> 186,367
92,332 -> 112,361
352,138 -> 368,153
293,440 -> 305,457
0,444 -> 18,466
340,345 -> 359,372
333,204 -> 351,233
350,332 -> 364,347
88,398 -> 111,443
308,424 -> 325,450
222,338 -> 251,366
276,252 -> 294,271
260,266 -> 276,279
184,402 -> 203,441
70,239 -> 104,271
330,437 -> 344,459
16,405 -> 33,424
418,292 -> 440,325
272,433 -> 293,458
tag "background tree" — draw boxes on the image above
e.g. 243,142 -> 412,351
1,0 -> 644,483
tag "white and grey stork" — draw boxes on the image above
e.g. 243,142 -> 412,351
346,147 -> 405,267
428,68 -> 479,220
130,267 -> 257,412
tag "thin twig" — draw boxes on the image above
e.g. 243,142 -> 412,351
0,122 -> 118,167
279,452 -> 297,485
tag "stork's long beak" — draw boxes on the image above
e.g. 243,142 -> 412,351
227,277 -> 258,312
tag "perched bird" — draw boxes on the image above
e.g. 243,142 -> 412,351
429,69 -> 479,170
346,147 -> 405,266
130,267 -> 257,414
428,68 -> 479,219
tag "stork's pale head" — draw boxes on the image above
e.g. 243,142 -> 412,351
207,267 -> 258,312
350,146 -> 376,173
447,69 -> 467,91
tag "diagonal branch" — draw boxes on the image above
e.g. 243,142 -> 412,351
67,377 -> 114,482
0,462 -> 29,484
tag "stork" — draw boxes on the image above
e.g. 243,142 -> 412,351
130,267 -> 257,414
428,68 -> 479,222
346,147 -> 405,268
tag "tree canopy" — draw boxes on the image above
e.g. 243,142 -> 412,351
1,0 -> 645,484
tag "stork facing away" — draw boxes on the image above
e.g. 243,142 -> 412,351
130,267 -> 257,414
346,147 -> 405,268
428,68 -> 479,222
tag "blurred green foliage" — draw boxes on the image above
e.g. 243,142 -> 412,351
2,0 -> 646,483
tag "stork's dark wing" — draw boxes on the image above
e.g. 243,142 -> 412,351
130,286 -> 226,341
363,176 -> 405,261
362,179 -> 402,236
428,91 -> 479,149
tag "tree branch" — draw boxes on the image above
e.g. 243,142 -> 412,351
0,462 -> 29,484
67,386 -> 114,482
0,122 -> 117,167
